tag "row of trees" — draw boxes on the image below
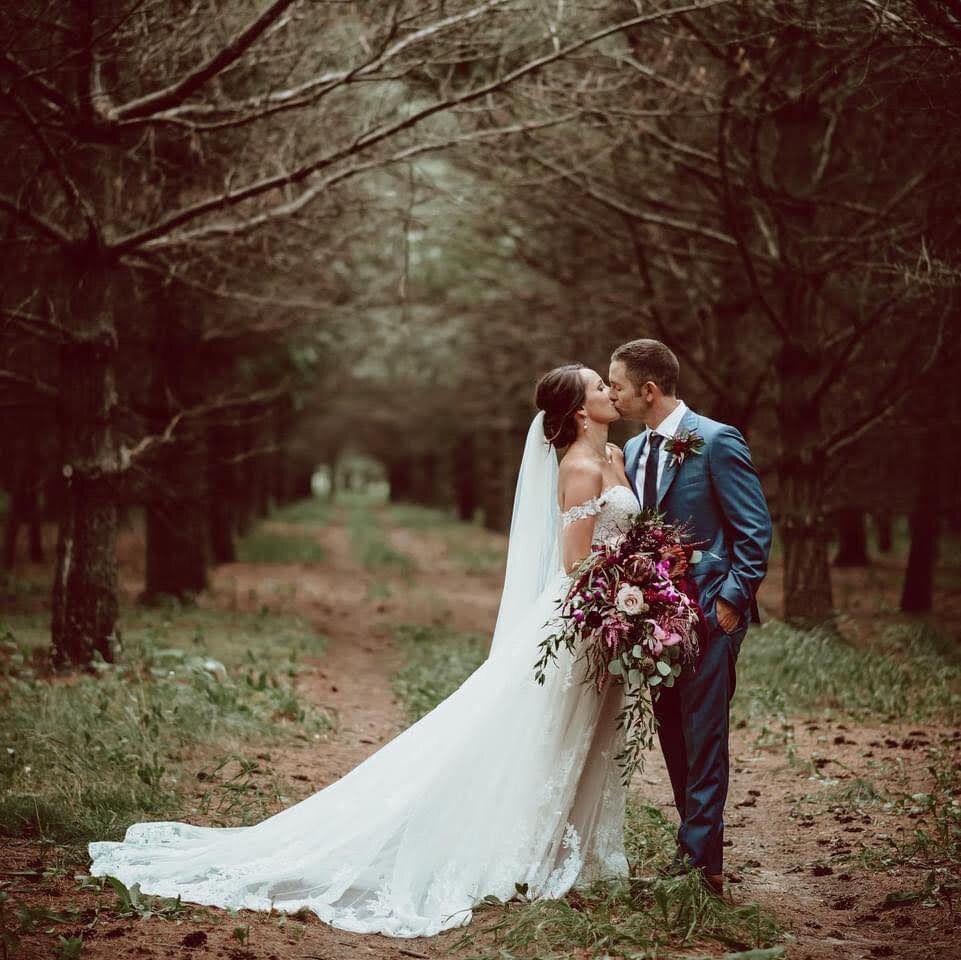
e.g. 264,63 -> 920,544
2,1 -> 959,667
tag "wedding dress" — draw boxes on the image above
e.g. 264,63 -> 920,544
88,414 -> 640,938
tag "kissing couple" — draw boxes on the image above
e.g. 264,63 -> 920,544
90,338 -> 772,938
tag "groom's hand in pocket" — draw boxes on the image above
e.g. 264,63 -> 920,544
715,597 -> 741,634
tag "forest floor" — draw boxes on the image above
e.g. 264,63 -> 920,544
1,498 -> 959,960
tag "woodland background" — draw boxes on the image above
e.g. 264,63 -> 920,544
1,3 -> 960,959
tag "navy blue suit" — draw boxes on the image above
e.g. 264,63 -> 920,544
624,408 -> 772,876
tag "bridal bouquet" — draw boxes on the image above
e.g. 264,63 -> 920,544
534,509 -> 707,783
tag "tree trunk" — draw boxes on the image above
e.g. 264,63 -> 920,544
411,452 -> 437,505
834,507 -> 869,566
452,434 -> 478,522
2,435 -> 44,568
900,430 -> 940,613
143,420 -> 208,601
478,427 -> 514,533
388,458 -> 414,502
874,511 -> 894,553
207,420 -> 237,564
51,261 -> 120,667
778,337 -> 834,624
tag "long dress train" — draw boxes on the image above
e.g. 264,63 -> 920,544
88,481 -> 639,939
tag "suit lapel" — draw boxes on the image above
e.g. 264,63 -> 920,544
626,432 -> 647,499
657,409 -> 698,507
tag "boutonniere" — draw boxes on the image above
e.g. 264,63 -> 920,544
663,430 -> 705,466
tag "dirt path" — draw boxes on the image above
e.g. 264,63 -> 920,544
4,511 -> 958,959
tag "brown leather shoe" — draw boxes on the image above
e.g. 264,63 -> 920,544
703,873 -> 724,898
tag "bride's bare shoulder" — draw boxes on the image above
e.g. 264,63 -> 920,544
558,454 -> 604,510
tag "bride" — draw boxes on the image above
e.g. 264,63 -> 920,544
88,363 -> 642,939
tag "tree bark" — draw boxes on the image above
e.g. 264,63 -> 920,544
143,420 -> 208,601
51,260 -> 120,667
874,511 -> 894,553
452,434 -> 478,522
900,429 -> 940,613
388,458 -> 414,502
778,336 -> 834,624
2,432 -> 44,568
207,420 -> 237,565
834,507 -> 870,566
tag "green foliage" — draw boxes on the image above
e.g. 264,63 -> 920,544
346,504 -> 414,577
733,621 -> 960,725
455,801 -> 780,960
391,623 -> 488,723
849,749 -> 961,880
56,936 -> 84,960
236,529 -> 326,564
0,611 -> 330,843
104,876 -> 186,920
270,498 -> 334,527
388,503 -> 504,576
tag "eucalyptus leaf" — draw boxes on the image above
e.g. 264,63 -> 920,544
656,660 -> 672,677
649,673 -> 662,686
627,669 -> 641,687
608,659 -> 624,676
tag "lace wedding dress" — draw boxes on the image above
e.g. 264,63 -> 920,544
88,416 -> 640,938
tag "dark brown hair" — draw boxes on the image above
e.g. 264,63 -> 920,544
534,363 -> 585,449
611,338 -> 679,395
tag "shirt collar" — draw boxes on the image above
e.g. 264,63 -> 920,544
647,400 -> 688,442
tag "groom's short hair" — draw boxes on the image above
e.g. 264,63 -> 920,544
611,339 -> 679,395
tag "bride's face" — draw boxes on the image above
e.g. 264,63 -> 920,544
579,368 -> 619,424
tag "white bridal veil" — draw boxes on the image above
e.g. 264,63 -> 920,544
488,412 -> 561,658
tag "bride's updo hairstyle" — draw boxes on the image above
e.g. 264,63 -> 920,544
534,363 -> 585,449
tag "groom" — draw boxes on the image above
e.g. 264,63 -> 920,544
609,339 -> 772,896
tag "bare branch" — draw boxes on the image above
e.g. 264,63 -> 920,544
109,0 -> 735,255
822,313 -> 948,458
0,51 -> 73,114
0,368 -> 57,398
110,0 -> 298,121
4,89 -> 99,239
0,193 -> 74,246
717,78 -> 786,337
121,383 -> 292,467
0,304 -> 73,344
128,113 -> 583,250
531,153 -> 738,249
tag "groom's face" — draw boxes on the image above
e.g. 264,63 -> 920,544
608,360 -> 651,423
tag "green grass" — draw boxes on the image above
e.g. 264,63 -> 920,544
388,503 -> 505,576
733,620 -> 961,726
269,497 -> 334,527
236,529 -> 326,564
0,607 -> 330,844
455,800 -> 780,960
391,623 -> 489,723
346,504 -> 414,577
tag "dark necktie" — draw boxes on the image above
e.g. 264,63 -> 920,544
643,433 -> 663,510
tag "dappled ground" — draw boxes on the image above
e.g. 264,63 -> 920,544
1,499 -> 959,959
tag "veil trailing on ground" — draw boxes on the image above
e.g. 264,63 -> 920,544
488,412 -> 561,658
87,408 -> 630,939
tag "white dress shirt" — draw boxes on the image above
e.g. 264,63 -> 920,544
636,400 -> 688,490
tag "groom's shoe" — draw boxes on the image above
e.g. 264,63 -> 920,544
702,873 -> 727,901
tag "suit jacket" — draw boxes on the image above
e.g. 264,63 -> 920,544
624,408 -> 772,629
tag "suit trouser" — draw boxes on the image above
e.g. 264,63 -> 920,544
652,625 -> 744,876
